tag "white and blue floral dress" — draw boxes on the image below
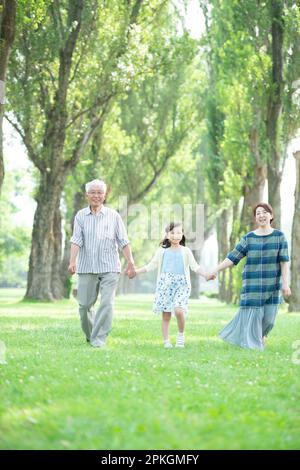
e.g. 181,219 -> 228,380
153,248 -> 191,315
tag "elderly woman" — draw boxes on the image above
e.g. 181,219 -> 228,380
211,203 -> 291,350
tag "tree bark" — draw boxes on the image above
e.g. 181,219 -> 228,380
266,0 -> 284,226
190,161 -> 206,298
190,248 -> 201,298
0,0 -> 16,193
241,170 -> 266,231
25,173 -> 66,300
226,201 -> 241,304
289,150 -> 300,312
24,0 -> 85,300
216,208 -> 230,302
21,0 -> 147,300
51,206 -> 63,299
60,187 -> 86,298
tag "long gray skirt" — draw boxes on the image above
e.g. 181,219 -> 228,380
219,304 -> 279,351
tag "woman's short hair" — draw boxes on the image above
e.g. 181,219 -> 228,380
253,202 -> 274,223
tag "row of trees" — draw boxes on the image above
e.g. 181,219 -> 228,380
199,0 -> 300,310
0,0 -> 300,310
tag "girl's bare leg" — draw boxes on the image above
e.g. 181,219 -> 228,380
162,312 -> 172,347
174,307 -> 185,333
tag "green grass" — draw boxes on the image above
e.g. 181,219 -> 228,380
0,288 -> 300,450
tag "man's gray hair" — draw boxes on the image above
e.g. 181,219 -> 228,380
85,179 -> 107,193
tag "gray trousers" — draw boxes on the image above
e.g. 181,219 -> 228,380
77,272 -> 120,346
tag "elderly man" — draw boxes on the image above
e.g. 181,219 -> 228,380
68,179 -> 136,347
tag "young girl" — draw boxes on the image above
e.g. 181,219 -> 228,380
209,203 -> 291,350
135,222 -> 209,348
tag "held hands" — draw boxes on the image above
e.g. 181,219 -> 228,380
203,270 -> 217,281
125,262 -> 137,279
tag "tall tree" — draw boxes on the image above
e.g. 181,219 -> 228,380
61,33 -> 199,297
266,0 -> 285,224
286,1 -> 300,311
0,0 -> 16,193
289,150 -> 300,312
7,0 -> 168,300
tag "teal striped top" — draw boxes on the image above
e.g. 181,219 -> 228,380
227,229 -> 289,307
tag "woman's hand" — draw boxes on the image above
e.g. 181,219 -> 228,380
282,285 -> 291,297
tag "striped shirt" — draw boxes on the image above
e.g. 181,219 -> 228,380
70,205 -> 129,274
227,230 -> 289,307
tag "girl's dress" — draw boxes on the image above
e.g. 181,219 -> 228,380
144,246 -> 201,316
220,229 -> 289,350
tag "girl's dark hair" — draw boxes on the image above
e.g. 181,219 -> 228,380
253,202 -> 274,224
160,222 -> 185,248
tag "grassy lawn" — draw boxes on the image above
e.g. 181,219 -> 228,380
0,288 -> 300,450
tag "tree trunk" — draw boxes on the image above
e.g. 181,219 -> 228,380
241,166 -> 267,231
51,206 -> 64,299
15,0 -> 147,301
61,232 -> 72,299
60,187 -> 86,298
0,0 -> 16,193
289,150 -> 300,312
267,161 -> 282,224
25,173 -> 66,300
216,208 -> 230,302
190,248 -> 201,298
267,0 -> 284,226
190,159 -> 205,298
225,202 -> 241,304
23,0 -> 85,300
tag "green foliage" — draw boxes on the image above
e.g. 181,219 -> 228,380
3,0 -> 300,300
0,175 -> 31,286
62,25 -> 201,270
201,0 -> 272,211
17,0 -> 50,28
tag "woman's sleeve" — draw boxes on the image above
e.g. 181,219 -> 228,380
187,248 -> 201,272
279,233 -> 290,262
226,236 -> 248,265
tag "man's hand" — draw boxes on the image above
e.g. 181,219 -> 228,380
68,263 -> 76,275
125,262 -> 136,279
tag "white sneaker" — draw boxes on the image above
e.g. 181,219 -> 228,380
164,341 -> 173,349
